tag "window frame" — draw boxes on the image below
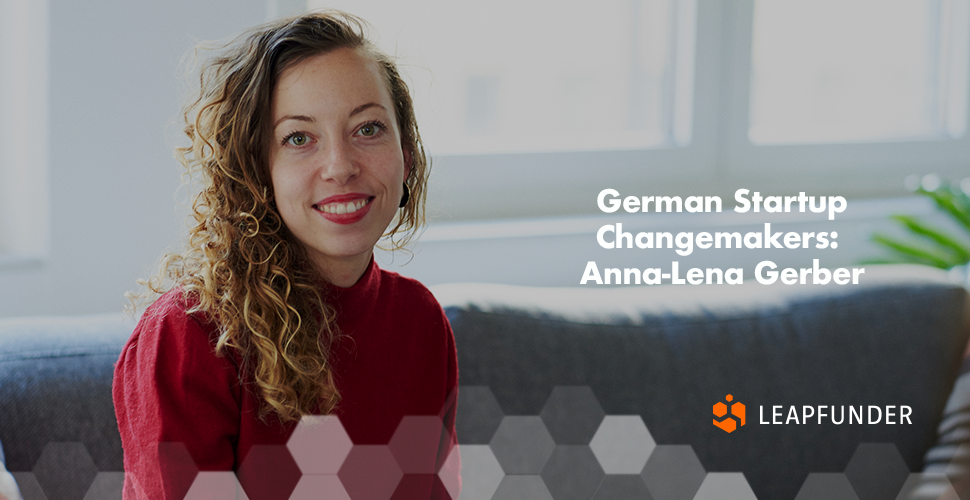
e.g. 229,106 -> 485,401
721,0 -> 970,187
424,0 -> 970,222
0,0 -> 49,264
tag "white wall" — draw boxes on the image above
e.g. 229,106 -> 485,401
0,0 -> 265,317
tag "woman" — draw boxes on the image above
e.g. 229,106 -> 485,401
112,11 -> 458,500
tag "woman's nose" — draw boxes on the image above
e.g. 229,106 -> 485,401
319,139 -> 360,185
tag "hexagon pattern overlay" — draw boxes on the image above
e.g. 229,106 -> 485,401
184,471 -> 249,500
289,475 -> 351,500
589,416 -> 655,474
491,475 -> 554,500
32,442 -> 98,500
591,475 -> 654,500
287,415 -> 353,475
338,445 -> 403,500
540,386 -> 605,445
456,386 -> 505,445
794,473 -> 860,500
693,473 -> 758,500
454,445 -> 503,500
844,443 -> 910,500
489,416 -> 556,474
540,445 -> 605,500
641,444 -> 706,500
82,472 -> 124,500
16,387 -> 940,500
389,415 -> 445,474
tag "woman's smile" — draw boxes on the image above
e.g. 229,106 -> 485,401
313,193 -> 373,223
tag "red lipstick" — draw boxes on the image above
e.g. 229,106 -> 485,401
313,193 -> 373,225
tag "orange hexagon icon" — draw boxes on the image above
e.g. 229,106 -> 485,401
713,394 -> 745,433
713,402 -> 727,418
713,416 -> 737,433
731,401 -> 745,426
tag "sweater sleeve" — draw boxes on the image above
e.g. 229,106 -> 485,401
435,310 -> 462,499
113,293 -> 241,499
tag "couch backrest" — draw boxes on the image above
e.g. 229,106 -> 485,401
1,265 -> 967,500
435,265 -> 970,500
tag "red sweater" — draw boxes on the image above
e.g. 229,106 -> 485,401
113,259 -> 459,499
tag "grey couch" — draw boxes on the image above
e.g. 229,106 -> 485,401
0,313 -> 132,499
438,264 -> 970,500
0,264 -> 968,500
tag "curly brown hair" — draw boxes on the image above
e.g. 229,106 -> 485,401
135,11 -> 429,423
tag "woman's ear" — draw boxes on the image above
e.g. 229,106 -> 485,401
403,145 -> 413,180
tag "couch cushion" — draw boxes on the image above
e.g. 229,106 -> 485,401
434,265 -> 970,500
0,313 -> 132,472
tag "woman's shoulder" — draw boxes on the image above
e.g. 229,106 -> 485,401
128,288 -> 221,354
374,269 -> 454,333
377,268 -> 440,306
141,286 -> 213,321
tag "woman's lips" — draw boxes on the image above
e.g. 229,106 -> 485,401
313,194 -> 373,225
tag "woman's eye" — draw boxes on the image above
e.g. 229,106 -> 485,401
359,123 -> 381,137
286,133 -> 308,146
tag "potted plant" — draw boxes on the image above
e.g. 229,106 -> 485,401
870,175 -> 970,270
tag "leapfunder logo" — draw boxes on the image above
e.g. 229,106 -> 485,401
713,394 -> 746,433
712,394 -> 913,433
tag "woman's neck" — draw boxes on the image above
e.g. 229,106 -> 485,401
316,251 -> 373,288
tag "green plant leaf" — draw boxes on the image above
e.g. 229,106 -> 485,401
889,215 -> 970,263
923,189 -> 970,235
857,257 -> 904,266
870,234 -> 955,269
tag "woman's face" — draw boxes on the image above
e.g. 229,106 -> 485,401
268,48 -> 406,285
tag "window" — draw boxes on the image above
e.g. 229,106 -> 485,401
0,0 -> 49,263
723,0 -> 970,191
311,0 -> 695,155
749,0 -> 969,144
303,0 -> 970,221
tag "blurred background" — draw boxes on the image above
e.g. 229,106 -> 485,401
1,0 -> 969,317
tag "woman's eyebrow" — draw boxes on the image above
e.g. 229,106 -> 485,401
349,102 -> 386,117
273,103 -> 385,130
273,114 -> 314,129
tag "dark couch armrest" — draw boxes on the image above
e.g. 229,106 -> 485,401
0,313 -> 133,473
